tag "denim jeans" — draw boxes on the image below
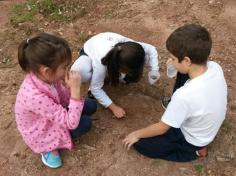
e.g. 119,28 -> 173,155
134,128 -> 202,162
70,98 -> 97,139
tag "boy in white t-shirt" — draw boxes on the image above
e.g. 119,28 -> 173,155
123,24 -> 227,162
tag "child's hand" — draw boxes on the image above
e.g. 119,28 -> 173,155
123,131 -> 140,150
148,70 -> 160,85
65,71 -> 81,99
65,70 -> 81,88
166,58 -> 173,65
109,103 -> 126,118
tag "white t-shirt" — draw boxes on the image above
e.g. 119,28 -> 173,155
161,61 -> 227,147
83,32 -> 159,107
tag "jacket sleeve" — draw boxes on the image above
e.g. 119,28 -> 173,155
55,82 -> 70,108
29,94 -> 84,130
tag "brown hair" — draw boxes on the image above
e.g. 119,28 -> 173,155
101,41 -> 145,86
166,24 -> 212,65
18,33 -> 72,73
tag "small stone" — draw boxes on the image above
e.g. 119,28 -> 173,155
189,1 -> 194,5
216,156 -> 231,162
58,9 -> 62,15
209,0 -> 214,4
11,151 -> 20,157
27,4 -> 31,11
82,144 -> 96,151
179,167 -> 187,171
88,31 -> 92,35
2,58 -> 10,63
99,126 -> 106,130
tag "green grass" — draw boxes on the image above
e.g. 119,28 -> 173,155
39,0 -> 66,21
10,0 -> 81,27
77,32 -> 90,43
194,164 -> 205,175
10,1 -> 38,26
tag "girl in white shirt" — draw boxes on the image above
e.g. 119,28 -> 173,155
71,32 -> 159,118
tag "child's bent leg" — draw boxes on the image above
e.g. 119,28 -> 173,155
172,73 -> 189,93
133,129 -> 178,160
70,115 -> 92,139
133,128 -> 199,162
162,73 -> 189,109
71,55 -> 92,83
82,98 -> 97,115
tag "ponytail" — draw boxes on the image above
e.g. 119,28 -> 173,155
102,41 -> 145,85
17,33 -> 72,74
18,39 -> 29,72
102,45 -> 122,86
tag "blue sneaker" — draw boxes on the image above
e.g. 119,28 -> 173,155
41,151 -> 62,168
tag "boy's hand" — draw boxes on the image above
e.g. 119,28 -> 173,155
109,103 -> 126,118
123,131 -> 140,150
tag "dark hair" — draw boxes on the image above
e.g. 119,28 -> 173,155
166,24 -> 212,65
101,41 -> 145,86
18,33 -> 72,73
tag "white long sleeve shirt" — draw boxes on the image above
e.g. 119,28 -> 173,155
83,32 -> 159,107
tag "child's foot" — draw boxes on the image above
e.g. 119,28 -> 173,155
41,150 -> 62,168
161,96 -> 171,110
196,147 -> 207,157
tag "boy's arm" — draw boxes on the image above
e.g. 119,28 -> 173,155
123,121 -> 170,150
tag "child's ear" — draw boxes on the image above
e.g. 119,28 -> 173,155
183,56 -> 192,66
39,65 -> 52,78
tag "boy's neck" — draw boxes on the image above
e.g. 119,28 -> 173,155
188,63 -> 208,79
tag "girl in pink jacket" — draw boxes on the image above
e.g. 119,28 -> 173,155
15,33 -> 97,168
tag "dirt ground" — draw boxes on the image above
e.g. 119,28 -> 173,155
0,0 -> 236,175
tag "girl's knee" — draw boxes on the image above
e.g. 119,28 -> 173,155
90,99 -> 97,113
84,99 -> 97,114
71,55 -> 92,82
81,115 -> 92,131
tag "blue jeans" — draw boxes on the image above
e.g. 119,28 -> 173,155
70,99 -> 97,139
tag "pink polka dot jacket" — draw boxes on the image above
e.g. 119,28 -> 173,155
15,73 -> 84,154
